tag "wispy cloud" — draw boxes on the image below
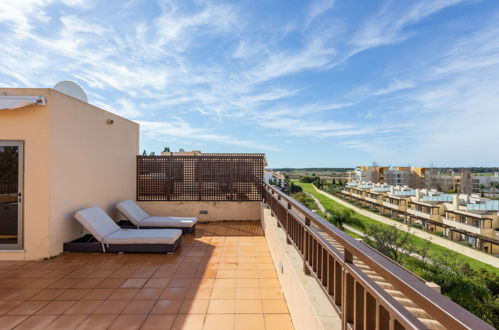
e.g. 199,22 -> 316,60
139,119 -> 280,151
305,0 -> 335,27
373,79 -> 415,96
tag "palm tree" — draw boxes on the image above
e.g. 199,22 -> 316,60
479,184 -> 486,197
328,209 -> 354,230
488,182 -> 498,199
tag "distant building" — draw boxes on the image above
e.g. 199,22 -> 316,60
264,169 -> 285,188
348,166 -> 426,188
424,170 -> 473,194
342,181 -> 499,253
472,173 -> 499,195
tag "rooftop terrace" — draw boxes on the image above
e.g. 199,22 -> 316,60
0,222 -> 293,330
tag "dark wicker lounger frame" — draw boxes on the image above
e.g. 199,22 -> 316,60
63,234 -> 182,254
117,220 -> 196,235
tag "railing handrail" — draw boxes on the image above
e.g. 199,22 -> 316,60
264,184 -> 493,330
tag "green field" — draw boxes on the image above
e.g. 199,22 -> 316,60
293,181 -> 499,274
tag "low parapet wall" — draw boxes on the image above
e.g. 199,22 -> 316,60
136,201 -> 261,221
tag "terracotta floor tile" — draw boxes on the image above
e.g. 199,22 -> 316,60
203,314 -> 234,330
109,314 -> 147,330
258,279 -> 280,288
7,300 -> 49,315
213,279 -> 236,288
264,314 -> 294,330
172,314 -> 205,330
191,278 -> 214,288
260,288 -> 283,300
56,289 -> 90,300
122,300 -> 155,314
64,300 -> 103,315
121,279 -> 147,289
179,299 -> 209,314
207,300 -> 235,314
72,278 -> 104,289
151,270 -> 175,279
95,279 -> 126,289
160,287 -> 188,300
210,287 -> 236,300
48,279 -> 80,289
236,271 -> 258,279
151,300 -> 183,314
26,278 -> 59,289
216,270 -> 237,279
83,288 -> 114,300
96,300 -> 129,314
236,288 -> 261,300
185,287 -> 213,299
15,315 -> 58,329
0,315 -> 27,329
45,315 -> 87,329
167,279 -> 192,288
0,300 -> 22,315
4,288 -> 40,300
141,314 -> 176,330
235,300 -> 262,314
29,288 -> 65,301
144,278 -> 170,288
36,300 -> 76,315
236,279 -> 259,288
108,288 -> 139,300
234,314 -> 265,330
258,271 -> 277,279
133,288 -> 163,300
76,314 -> 117,330
262,299 -> 289,313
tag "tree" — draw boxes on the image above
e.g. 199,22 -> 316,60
419,255 -> 498,327
163,147 -> 170,152
328,209 -> 354,230
480,184 -> 486,197
489,182 -> 499,199
142,150 -> 147,156
149,151 -> 155,156
362,224 -> 429,264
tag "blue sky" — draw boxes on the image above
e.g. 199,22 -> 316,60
1,0 -> 498,168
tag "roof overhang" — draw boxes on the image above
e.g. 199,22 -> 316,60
0,95 -> 46,110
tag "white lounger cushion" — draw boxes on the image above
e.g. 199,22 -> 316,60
141,216 -> 198,228
104,228 -> 181,245
116,200 -> 198,228
74,207 -> 120,241
116,200 -> 149,226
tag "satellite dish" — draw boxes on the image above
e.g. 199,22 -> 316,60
53,80 -> 88,103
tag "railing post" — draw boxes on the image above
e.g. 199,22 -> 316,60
303,216 -> 311,275
285,202 -> 292,245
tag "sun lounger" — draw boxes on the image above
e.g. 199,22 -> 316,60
116,200 -> 198,234
67,206 -> 182,253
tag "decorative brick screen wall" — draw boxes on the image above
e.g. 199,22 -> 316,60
137,154 -> 265,201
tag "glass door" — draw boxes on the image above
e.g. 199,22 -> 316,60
0,141 -> 23,249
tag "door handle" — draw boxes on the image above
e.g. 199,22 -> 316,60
8,193 -> 21,197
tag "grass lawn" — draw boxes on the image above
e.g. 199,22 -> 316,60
293,181 -> 499,274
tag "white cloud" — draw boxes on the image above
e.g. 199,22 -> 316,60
352,0 -> 466,50
139,119 -> 280,151
373,79 -> 414,96
305,0 -> 335,26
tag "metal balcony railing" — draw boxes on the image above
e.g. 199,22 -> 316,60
263,184 -> 492,330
